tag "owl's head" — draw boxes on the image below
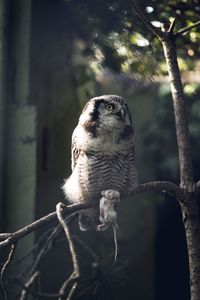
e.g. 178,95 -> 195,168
79,94 -> 134,138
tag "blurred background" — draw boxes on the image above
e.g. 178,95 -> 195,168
0,0 -> 200,299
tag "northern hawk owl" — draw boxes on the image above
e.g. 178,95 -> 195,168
62,94 -> 137,231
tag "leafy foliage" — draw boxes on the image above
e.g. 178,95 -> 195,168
65,0 -> 200,77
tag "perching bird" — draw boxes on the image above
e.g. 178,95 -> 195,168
62,94 -> 137,232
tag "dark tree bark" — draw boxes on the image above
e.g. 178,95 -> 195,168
162,32 -> 200,300
162,33 -> 193,187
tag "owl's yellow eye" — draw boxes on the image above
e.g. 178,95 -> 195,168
105,103 -> 114,111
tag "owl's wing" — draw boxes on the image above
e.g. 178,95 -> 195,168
71,134 -> 80,171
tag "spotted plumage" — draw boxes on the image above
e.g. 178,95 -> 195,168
62,94 -> 137,231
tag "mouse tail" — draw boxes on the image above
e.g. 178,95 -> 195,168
112,223 -> 119,262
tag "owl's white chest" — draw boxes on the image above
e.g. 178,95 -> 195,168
73,125 -> 131,153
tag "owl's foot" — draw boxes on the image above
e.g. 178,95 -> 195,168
97,189 -> 120,231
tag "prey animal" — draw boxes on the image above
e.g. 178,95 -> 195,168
62,95 -> 137,259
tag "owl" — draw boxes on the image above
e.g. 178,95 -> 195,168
62,94 -> 137,231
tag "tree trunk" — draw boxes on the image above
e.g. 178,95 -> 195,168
161,33 -> 200,300
162,34 -> 193,188
181,197 -> 200,300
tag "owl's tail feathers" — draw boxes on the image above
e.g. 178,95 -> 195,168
78,208 -> 98,231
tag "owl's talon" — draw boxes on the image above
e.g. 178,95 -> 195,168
101,190 -> 120,201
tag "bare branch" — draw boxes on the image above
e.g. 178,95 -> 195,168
133,181 -> 183,200
168,18 -> 176,33
0,201 -> 92,248
0,182 -> 184,250
66,282 -> 78,300
28,225 -> 61,278
176,20 -> 200,37
15,278 -> 64,299
58,276 -> 77,300
11,228 -> 54,265
73,235 -> 99,263
128,0 -> 164,39
56,202 -> 80,300
56,204 -> 79,276
0,244 -> 15,300
20,271 -> 40,300
27,213 -> 76,280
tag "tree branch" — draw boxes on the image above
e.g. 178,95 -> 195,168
27,224 -> 62,278
56,203 -> 79,300
176,20 -> 200,37
0,181 -> 183,250
23,213 -> 76,286
128,0 -> 164,39
0,202 -> 92,247
19,271 -> 40,300
73,235 -> 99,263
56,203 -> 79,277
168,18 -> 176,33
134,181 -> 183,200
15,278 -> 64,299
0,244 -> 15,300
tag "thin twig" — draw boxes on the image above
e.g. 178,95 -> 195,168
56,203 -> 80,300
58,274 -> 77,300
57,204 -> 79,276
11,228 -> 53,265
176,20 -> 200,37
15,278 -> 64,299
73,235 -> 99,263
0,244 -> 15,300
28,213 -> 76,278
14,213 -> 77,300
66,282 -> 78,300
168,18 -> 176,33
28,224 -> 61,278
128,0 -> 164,39
19,271 -> 40,300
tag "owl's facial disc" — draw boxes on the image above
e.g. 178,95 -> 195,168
79,95 -> 133,137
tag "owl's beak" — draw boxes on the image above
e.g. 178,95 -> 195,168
115,108 -> 125,120
120,108 -> 125,118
